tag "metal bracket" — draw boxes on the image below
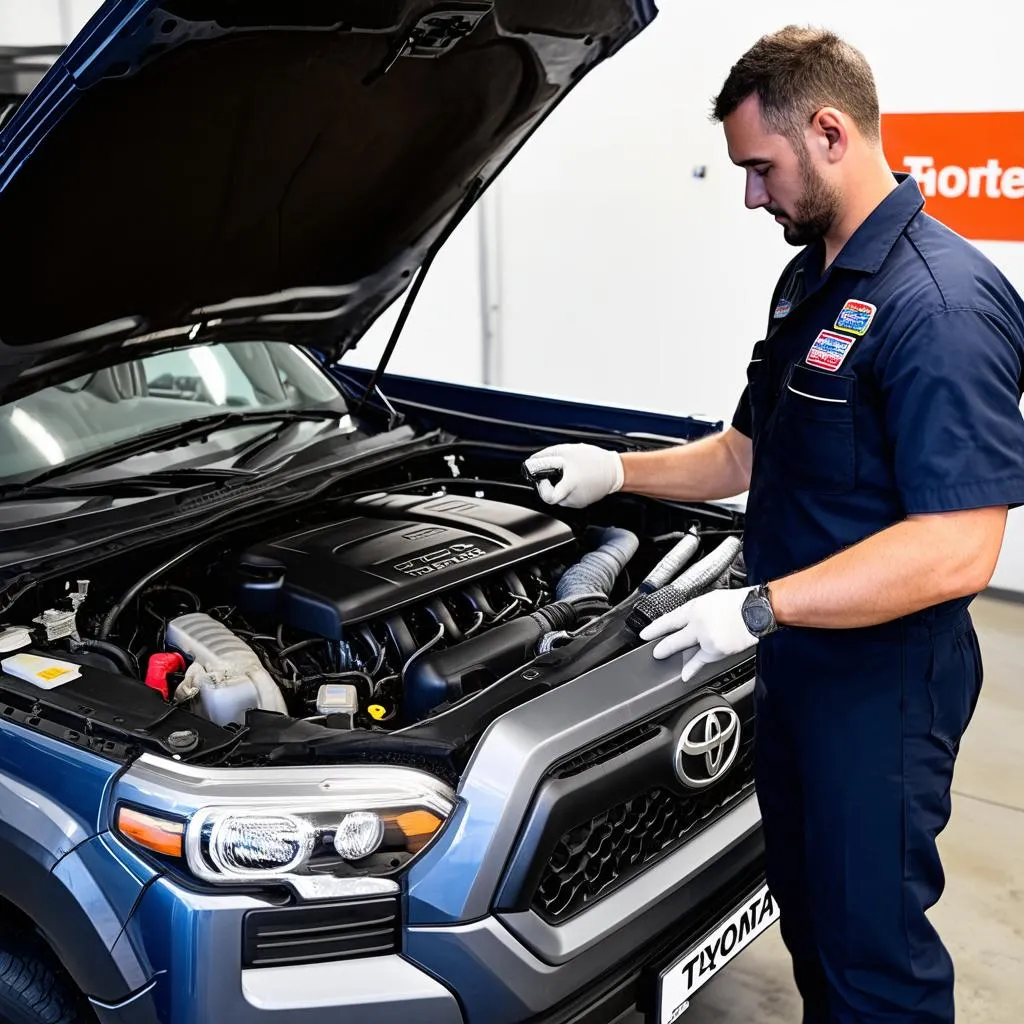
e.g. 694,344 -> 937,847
400,4 -> 493,59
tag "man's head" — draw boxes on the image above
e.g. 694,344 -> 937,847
712,27 -> 883,247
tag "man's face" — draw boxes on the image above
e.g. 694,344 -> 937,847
724,94 -> 840,246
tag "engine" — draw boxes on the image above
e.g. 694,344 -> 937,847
4,479 -> 745,742
208,491 -> 579,724
234,492 -> 575,638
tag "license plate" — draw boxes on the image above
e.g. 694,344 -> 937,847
657,884 -> 779,1023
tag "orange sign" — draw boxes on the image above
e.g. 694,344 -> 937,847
882,112 -> 1024,242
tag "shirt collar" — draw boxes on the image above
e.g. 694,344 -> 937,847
830,173 -> 925,275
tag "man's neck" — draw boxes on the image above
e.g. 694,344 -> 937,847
822,159 -> 898,268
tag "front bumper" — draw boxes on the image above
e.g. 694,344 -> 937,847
529,861 -> 767,1024
108,796 -> 761,1024
114,877 -> 464,1024
406,798 -> 764,1024
110,647 -> 762,1024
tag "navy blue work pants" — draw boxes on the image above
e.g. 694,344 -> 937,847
754,611 -> 983,1023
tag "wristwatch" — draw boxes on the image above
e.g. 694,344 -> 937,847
741,583 -> 779,638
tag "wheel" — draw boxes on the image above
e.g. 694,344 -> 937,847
0,937 -> 90,1024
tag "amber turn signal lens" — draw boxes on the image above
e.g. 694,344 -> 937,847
117,807 -> 185,857
389,809 -> 444,853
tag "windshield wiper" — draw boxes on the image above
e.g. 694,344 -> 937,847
0,409 -> 350,498
0,467 -> 256,502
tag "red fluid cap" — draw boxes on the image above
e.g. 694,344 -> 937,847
145,652 -> 185,700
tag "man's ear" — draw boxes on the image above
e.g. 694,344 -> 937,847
809,107 -> 849,162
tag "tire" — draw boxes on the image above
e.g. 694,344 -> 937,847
0,937 -> 90,1024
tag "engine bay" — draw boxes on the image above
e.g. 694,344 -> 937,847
0,448 -> 748,773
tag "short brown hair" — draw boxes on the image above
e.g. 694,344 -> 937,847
711,26 -> 881,144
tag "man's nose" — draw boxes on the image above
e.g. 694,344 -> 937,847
745,172 -> 769,210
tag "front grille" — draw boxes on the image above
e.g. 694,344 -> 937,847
532,714 -> 756,922
550,723 -> 660,779
242,895 -> 400,968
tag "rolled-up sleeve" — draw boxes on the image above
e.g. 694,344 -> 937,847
878,307 -> 1024,514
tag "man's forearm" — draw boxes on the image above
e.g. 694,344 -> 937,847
620,429 -> 751,502
770,507 -> 1008,629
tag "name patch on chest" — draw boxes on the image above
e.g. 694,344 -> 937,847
806,330 -> 856,372
773,298 -> 792,319
834,299 -> 876,336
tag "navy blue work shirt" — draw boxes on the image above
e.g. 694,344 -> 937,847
734,174 -> 1024,601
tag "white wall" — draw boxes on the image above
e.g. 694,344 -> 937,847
0,0 -> 97,43
0,2 -> 63,44
4,0 -> 1024,591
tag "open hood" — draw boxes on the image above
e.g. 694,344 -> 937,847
0,0 -> 656,400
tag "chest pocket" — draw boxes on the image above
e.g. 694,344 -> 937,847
773,362 -> 856,493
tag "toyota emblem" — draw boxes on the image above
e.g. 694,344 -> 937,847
674,705 -> 741,789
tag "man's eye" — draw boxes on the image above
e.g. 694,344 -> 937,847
756,166 -> 771,178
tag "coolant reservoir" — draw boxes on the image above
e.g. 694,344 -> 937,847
166,613 -> 287,725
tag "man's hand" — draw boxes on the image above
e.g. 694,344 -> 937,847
524,444 -> 624,508
639,587 -> 757,682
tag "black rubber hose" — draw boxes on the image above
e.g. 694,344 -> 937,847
100,539 -> 210,639
69,638 -> 138,677
405,604 -> 641,746
401,601 -> 579,721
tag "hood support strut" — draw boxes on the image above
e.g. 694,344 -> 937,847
355,177 -> 484,417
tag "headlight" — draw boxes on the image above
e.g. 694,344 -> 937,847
115,765 -> 454,900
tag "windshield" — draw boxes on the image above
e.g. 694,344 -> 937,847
0,342 -> 345,483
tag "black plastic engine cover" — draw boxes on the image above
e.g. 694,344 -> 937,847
236,492 -> 574,638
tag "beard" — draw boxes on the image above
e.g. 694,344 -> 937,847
768,149 -> 841,247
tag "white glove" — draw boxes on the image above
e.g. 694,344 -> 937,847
639,587 -> 757,683
524,444 -> 624,509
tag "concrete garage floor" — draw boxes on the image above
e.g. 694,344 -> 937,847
628,594 -> 1024,1024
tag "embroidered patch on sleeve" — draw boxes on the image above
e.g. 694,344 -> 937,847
806,330 -> 856,372
773,298 -> 792,319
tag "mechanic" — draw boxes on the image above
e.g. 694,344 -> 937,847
525,26 -> 1024,1024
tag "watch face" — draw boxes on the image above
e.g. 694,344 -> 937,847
744,599 -> 773,634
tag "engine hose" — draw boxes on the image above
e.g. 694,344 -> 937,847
626,536 -> 743,635
554,527 -> 639,604
729,550 -> 749,588
639,529 -> 700,594
358,626 -> 387,675
531,600 -> 580,634
401,600 -> 578,721
537,527 -> 638,653
69,638 -> 138,677
100,538 -> 210,639
537,630 -> 573,654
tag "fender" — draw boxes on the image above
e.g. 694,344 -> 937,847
0,722 -> 154,1003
